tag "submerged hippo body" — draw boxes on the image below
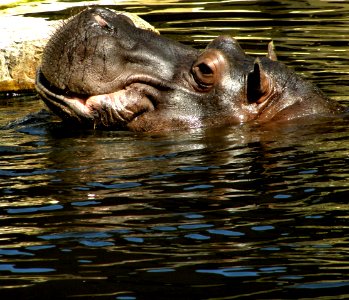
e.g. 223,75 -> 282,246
35,7 -> 345,131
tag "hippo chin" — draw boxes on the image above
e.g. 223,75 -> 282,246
35,7 -> 345,132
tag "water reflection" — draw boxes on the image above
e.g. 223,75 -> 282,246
2,105 -> 349,297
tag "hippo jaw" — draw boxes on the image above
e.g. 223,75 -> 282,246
36,69 -> 164,129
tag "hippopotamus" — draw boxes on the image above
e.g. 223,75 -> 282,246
35,7 -> 346,132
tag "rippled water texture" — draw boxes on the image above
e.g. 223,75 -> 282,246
1,0 -> 349,299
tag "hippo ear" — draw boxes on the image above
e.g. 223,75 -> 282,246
267,41 -> 278,61
247,59 -> 271,104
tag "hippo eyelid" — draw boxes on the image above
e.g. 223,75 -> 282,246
192,62 -> 216,90
191,49 -> 227,91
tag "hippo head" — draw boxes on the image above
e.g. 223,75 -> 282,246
36,7 -> 344,131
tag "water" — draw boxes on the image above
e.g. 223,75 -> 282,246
1,0 -> 349,299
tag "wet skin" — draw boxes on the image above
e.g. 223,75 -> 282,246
35,7 -> 346,132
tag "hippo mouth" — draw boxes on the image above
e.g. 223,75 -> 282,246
35,69 -> 164,129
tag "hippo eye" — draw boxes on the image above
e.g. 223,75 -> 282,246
192,60 -> 216,88
197,63 -> 214,76
192,50 -> 225,90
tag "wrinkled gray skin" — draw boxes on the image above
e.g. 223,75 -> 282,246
35,7 -> 346,131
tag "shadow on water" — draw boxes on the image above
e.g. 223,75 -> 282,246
1,0 -> 349,299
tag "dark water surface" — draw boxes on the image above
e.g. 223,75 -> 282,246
1,0 -> 349,299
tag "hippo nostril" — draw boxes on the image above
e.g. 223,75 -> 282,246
93,14 -> 114,31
